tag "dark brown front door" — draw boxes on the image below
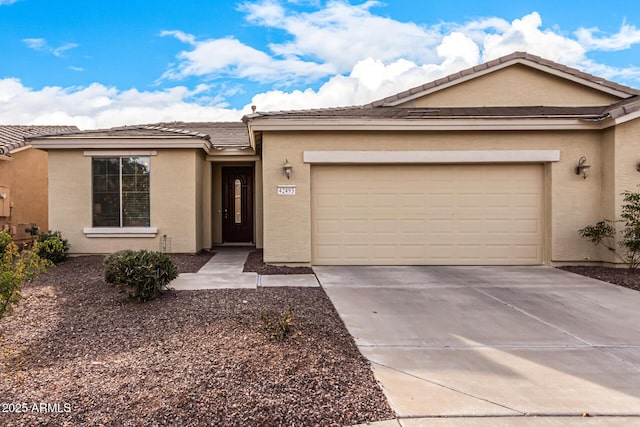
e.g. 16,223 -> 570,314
222,167 -> 254,242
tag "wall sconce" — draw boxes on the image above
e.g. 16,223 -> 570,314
282,159 -> 293,179
0,193 -> 5,199
575,156 -> 591,179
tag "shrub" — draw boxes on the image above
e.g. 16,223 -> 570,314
619,190 -> 640,269
260,306 -> 294,341
35,230 -> 70,264
0,231 -> 11,253
104,249 -> 178,302
0,242 -> 51,321
579,190 -> 640,269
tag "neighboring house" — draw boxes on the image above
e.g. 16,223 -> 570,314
30,52 -> 640,266
0,125 -> 79,242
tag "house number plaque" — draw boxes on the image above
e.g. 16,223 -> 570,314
277,185 -> 296,195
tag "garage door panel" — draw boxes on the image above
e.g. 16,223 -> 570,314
312,164 -> 543,265
515,219 -> 540,233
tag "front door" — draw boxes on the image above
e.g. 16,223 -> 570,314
222,167 -> 254,242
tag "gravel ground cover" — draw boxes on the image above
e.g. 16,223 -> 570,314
559,265 -> 640,292
0,255 -> 393,426
243,249 -> 315,275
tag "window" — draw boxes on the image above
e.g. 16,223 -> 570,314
234,178 -> 242,223
92,157 -> 150,227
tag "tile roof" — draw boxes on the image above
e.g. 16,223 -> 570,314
605,96 -> 640,119
367,51 -> 640,107
30,124 -> 210,139
153,122 -> 250,147
29,122 -> 251,148
246,105 -> 610,120
243,52 -> 640,123
0,125 -> 79,155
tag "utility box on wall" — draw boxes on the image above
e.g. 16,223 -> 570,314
0,186 -> 10,217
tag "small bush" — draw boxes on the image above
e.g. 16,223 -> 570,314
0,231 -> 11,253
260,306 -> 294,341
579,190 -> 640,269
104,249 -> 178,302
35,230 -> 70,264
1,242 -> 51,321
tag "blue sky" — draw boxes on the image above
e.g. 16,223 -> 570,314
2,0 -> 640,128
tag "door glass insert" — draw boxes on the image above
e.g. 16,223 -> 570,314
234,179 -> 242,223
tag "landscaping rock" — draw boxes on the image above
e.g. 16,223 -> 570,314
0,256 -> 393,426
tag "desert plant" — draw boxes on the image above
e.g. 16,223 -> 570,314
619,190 -> 640,269
104,249 -> 178,302
35,230 -> 70,264
579,220 -> 622,257
0,231 -> 11,253
579,190 -> 640,269
260,306 -> 294,341
0,242 -> 51,321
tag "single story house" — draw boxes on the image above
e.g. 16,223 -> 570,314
0,125 -> 78,242
30,52 -> 640,266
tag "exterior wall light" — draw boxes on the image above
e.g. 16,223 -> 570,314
282,159 -> 293,179
575,156 -> 591,179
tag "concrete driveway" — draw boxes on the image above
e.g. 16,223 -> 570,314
315,266 -> 640,425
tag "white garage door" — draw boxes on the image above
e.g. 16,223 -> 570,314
311,164 -> 543,265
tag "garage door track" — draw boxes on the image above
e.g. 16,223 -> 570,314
315,266 -> 640,425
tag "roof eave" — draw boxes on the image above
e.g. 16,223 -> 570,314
247,116 -> 611,132
30,138 -> 214,154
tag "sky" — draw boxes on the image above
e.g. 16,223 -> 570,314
2,0 -> 640,129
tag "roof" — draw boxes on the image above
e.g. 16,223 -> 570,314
29,122 -> 251,149
32,124 -> 211,140
243,51 -> 640,126
0,125 -> 79,155
368,51 -> 640,107
247,105 -> 609,120
153,122 -> 250,147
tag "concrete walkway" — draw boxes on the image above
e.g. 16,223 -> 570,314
170,247 -> 319,289
315,266 -> 640,427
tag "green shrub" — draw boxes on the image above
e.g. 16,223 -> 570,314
104,249 -> 178,302
260,306 -> 294,341
579,190 -> 640,269
1,242 -> 51,321
619,190 -> 640,269
0,231 -> 11,253
35,230 -> 70,264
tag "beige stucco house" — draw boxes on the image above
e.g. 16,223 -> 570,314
0,125 -> 78,242
30,52 -> 640,266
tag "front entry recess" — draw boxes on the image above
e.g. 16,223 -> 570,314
222,167 -> 254,242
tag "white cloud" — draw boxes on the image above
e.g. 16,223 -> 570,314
246,56 -> 477,112
0,78 -> 245,129
576,23 -> 640,51
161,32 -> 335,83
0,0 -> 19,5
162,1 -> 443,84
157,3 -> 640,113
5,5 -> 640,130
482,12 -> 585,63
160,30 -> 197,45
23,38 -> 46,50
240,0 -> 440,71
437,32 -> 480,67
576,59 -> 640,84
23,37 -> 78,57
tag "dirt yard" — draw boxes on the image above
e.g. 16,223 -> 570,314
0,255 -> 393,426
